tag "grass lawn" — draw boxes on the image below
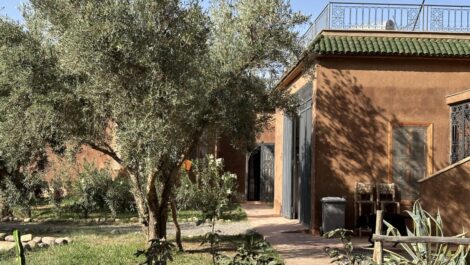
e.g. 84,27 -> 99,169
0,230 -> 280,265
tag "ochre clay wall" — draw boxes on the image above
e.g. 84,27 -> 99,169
313,56 -> 470,232
217,137 -> 247,194
217,116 -> 276,196
256,118 -> 276,144
45,146 -> 121,181
418,158 -> 470,235
273,110 -> 284,214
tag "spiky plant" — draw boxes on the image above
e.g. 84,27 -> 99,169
384,201 -> 470,265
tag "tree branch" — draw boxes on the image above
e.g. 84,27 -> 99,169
84,141 -> 124,165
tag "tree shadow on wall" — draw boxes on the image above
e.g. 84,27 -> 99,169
314,69 -> 401,229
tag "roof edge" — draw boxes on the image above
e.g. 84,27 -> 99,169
321,29 -> 470,40
275,30 -> 470,90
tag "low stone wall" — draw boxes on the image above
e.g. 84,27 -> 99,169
418,158 -> 470,235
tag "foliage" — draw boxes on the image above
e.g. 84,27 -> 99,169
71,162 -> 134,218
219,233 -> 282,265
0,171 -> 46,218
323,229 -> 374,265
0,18 -> 67,171
175,170 -> 197,211
178,155 -> 238,264
104,174 -> 136,218
181,155 -> 237,223
383,201 -> 470,265
47,170 -> 69,218
136,238 -> 175,265
202,230 -> 223,265
325,202 -> 470,265
1,0 -> 306,240
71,163 -> 107,218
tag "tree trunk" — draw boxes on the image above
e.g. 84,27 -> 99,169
145,137 -> 201,241
156,202 -> 169,239
171,199 -> 183,252
147,177 -> 160,241
128,172 -> 149,235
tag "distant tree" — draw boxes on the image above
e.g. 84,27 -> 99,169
0,0 -> 306,241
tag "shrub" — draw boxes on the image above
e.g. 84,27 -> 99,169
219,233 -> 282,265
179,155 -> 238,223
384,201 -> 470,265
177,155 -> 238,264
323,229 -> 373,265
47,170 -> 70,218
104,174 -> 136,218
0,171 -> 46,218
135,238 -> 175,265
71,162 -> 134,218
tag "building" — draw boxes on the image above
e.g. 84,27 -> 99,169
271,2 -> 470,235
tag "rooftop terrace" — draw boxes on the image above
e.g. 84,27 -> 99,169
300,2 -> 470,48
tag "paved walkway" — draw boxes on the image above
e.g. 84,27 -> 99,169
243,202 -> 372,265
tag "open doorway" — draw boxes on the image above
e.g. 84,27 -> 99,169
247,144 -> 275,202
247,148 -> 261,201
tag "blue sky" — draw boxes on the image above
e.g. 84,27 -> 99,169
1,0 -> 467,33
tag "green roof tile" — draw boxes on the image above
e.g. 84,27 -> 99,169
310,34 -> 470,58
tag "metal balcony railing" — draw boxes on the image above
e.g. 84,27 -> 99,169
300,2 -> 470,48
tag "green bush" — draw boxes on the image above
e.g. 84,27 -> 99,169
47,170 -> 70,218
0,171 -> 46,218
104,174 -> 136,218
177,155 -> 238,264
135,238 -> 175,265
218,233 -> 282,265
71,162 -> 134,218
323,229 -> 373,265
178,155 -> 238,223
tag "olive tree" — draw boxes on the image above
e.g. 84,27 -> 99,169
1,0 -> 306,241
0,18 -> 68,217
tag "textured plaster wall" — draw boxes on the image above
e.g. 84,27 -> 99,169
419,159 -> 470,235
313,56 -> 470,231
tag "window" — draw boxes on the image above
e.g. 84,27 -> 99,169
450,101 -> 470,163
390,124 -> 432,201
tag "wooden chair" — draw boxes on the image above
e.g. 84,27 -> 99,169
376,183 -> 400,214
355,182 -> 376,236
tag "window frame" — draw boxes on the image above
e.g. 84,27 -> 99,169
387,122 -> 434,183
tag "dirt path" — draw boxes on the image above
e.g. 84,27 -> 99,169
0,218 -> 252,238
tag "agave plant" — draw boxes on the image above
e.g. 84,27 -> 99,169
383,201 -> 470,265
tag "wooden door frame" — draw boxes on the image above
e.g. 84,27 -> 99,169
387,122 -> 434,183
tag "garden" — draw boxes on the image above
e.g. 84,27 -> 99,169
0,156 -> 281,265
0,0 -> 308,264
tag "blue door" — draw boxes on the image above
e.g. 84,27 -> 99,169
282,115 -> 294,218
298,99 -> 312,226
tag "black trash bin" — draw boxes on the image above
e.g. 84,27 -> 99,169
321,197 -> 346,235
